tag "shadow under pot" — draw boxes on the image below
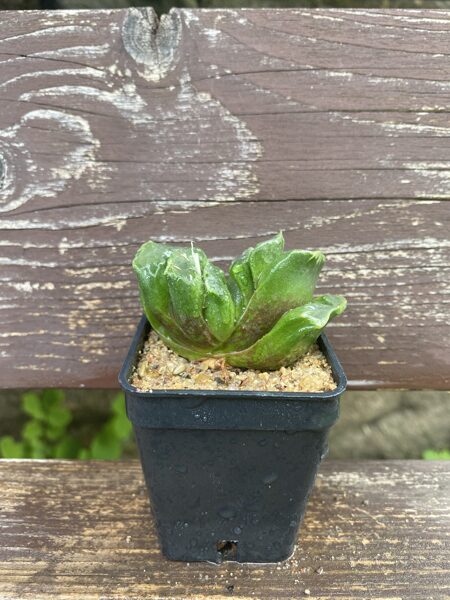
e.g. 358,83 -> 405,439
119,315 -> 346,564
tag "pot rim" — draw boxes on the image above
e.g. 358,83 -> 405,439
119,315 -> 347,402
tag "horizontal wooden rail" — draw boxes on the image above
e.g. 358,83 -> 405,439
0,9 -> 449,388
0,460 -> 449,599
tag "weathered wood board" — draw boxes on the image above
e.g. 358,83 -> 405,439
0,460 -> 448,599
0,9 -> 449,388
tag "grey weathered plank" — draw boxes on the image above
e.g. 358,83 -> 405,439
0,460 -> 448,599
0,9 -> 449,388
1,199 -> 449,389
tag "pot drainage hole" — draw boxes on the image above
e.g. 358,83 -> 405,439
217,540 -> 238,562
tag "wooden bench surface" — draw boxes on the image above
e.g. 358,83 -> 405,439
0,8 -> 449,390
0,459 -> 448,599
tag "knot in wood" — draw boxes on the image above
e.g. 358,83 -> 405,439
122,8 -> 181,82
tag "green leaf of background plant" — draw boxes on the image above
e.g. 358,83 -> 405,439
78,448 -> 91,460
45,423 -> 68,442
5,389 -> 132,461
110,394 -> 133,440
422,449 -> 450,460
54,437 -> 82,459
22,393 -> 45,420
90,427 -> 122,460
21,421 -> 44,444
41,389 -> 65,410
109,416 -> 132,440
0,436 -> 27,458
29,439 -> 50,459
46,405 -> 72,429
111,393 -> 126,415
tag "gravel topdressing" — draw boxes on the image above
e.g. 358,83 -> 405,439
131,331 -> 336,393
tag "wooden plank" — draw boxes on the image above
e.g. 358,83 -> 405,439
0,9 -> 449,388
0,460 -> 448,599
1,198 -> 448,389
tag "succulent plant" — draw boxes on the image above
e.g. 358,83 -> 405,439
133,233 -> 346,370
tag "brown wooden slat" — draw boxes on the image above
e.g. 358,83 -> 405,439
0,459 -> 448,599
0,9 -> 449,388
1,199 -> 448,389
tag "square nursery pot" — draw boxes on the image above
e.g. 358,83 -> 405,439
119,315 -> 347,564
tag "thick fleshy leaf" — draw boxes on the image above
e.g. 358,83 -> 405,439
248,231 -> 284,285
227,248 -> 254,321
133,235 -> 346,370
151,325 -> 208,361
203,262 -> 235,342
133,241 -> 199,352
164,247 -> 215,347
226,295 -> 347,370
132,241 -> 174,328
227,233 -> 285,319
223,249 -> 325,351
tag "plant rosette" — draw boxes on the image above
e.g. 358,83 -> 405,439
120,233 -> 347,563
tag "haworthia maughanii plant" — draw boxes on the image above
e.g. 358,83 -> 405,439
133,233 -> 346,370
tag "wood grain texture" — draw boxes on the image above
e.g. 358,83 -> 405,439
0,9 -> 449,388
0,460 -> 448,599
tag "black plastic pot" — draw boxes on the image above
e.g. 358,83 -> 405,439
119,315 -> 346,563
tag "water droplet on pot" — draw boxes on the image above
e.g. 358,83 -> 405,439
321,445 -> 329,460
258,439 -> 267,447
263,472 -> 278,485
184,522 -> 189,528
202,415 -> 208,422
194,413 -> 200,419
218,507 -> 236,520
233,526 -> 242,535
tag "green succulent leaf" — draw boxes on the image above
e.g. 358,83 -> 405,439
227,295 -> 347,370
227,233 -> 285,321
223,248 -> 325,351
203,262 -> 235,342
133,233 -> 346,370
164,247 -> 213,347
227,247 -> 254,321
133,241 -> 182,337
248,231 -> 285,285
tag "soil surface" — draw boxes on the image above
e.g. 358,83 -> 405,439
131,331 -> 336,393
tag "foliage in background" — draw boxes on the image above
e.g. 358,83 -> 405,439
422,449 -> 450,460
0,390 -> 132,459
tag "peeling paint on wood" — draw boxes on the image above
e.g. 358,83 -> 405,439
0,9 -> 449,388
0,460 -> 448,599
